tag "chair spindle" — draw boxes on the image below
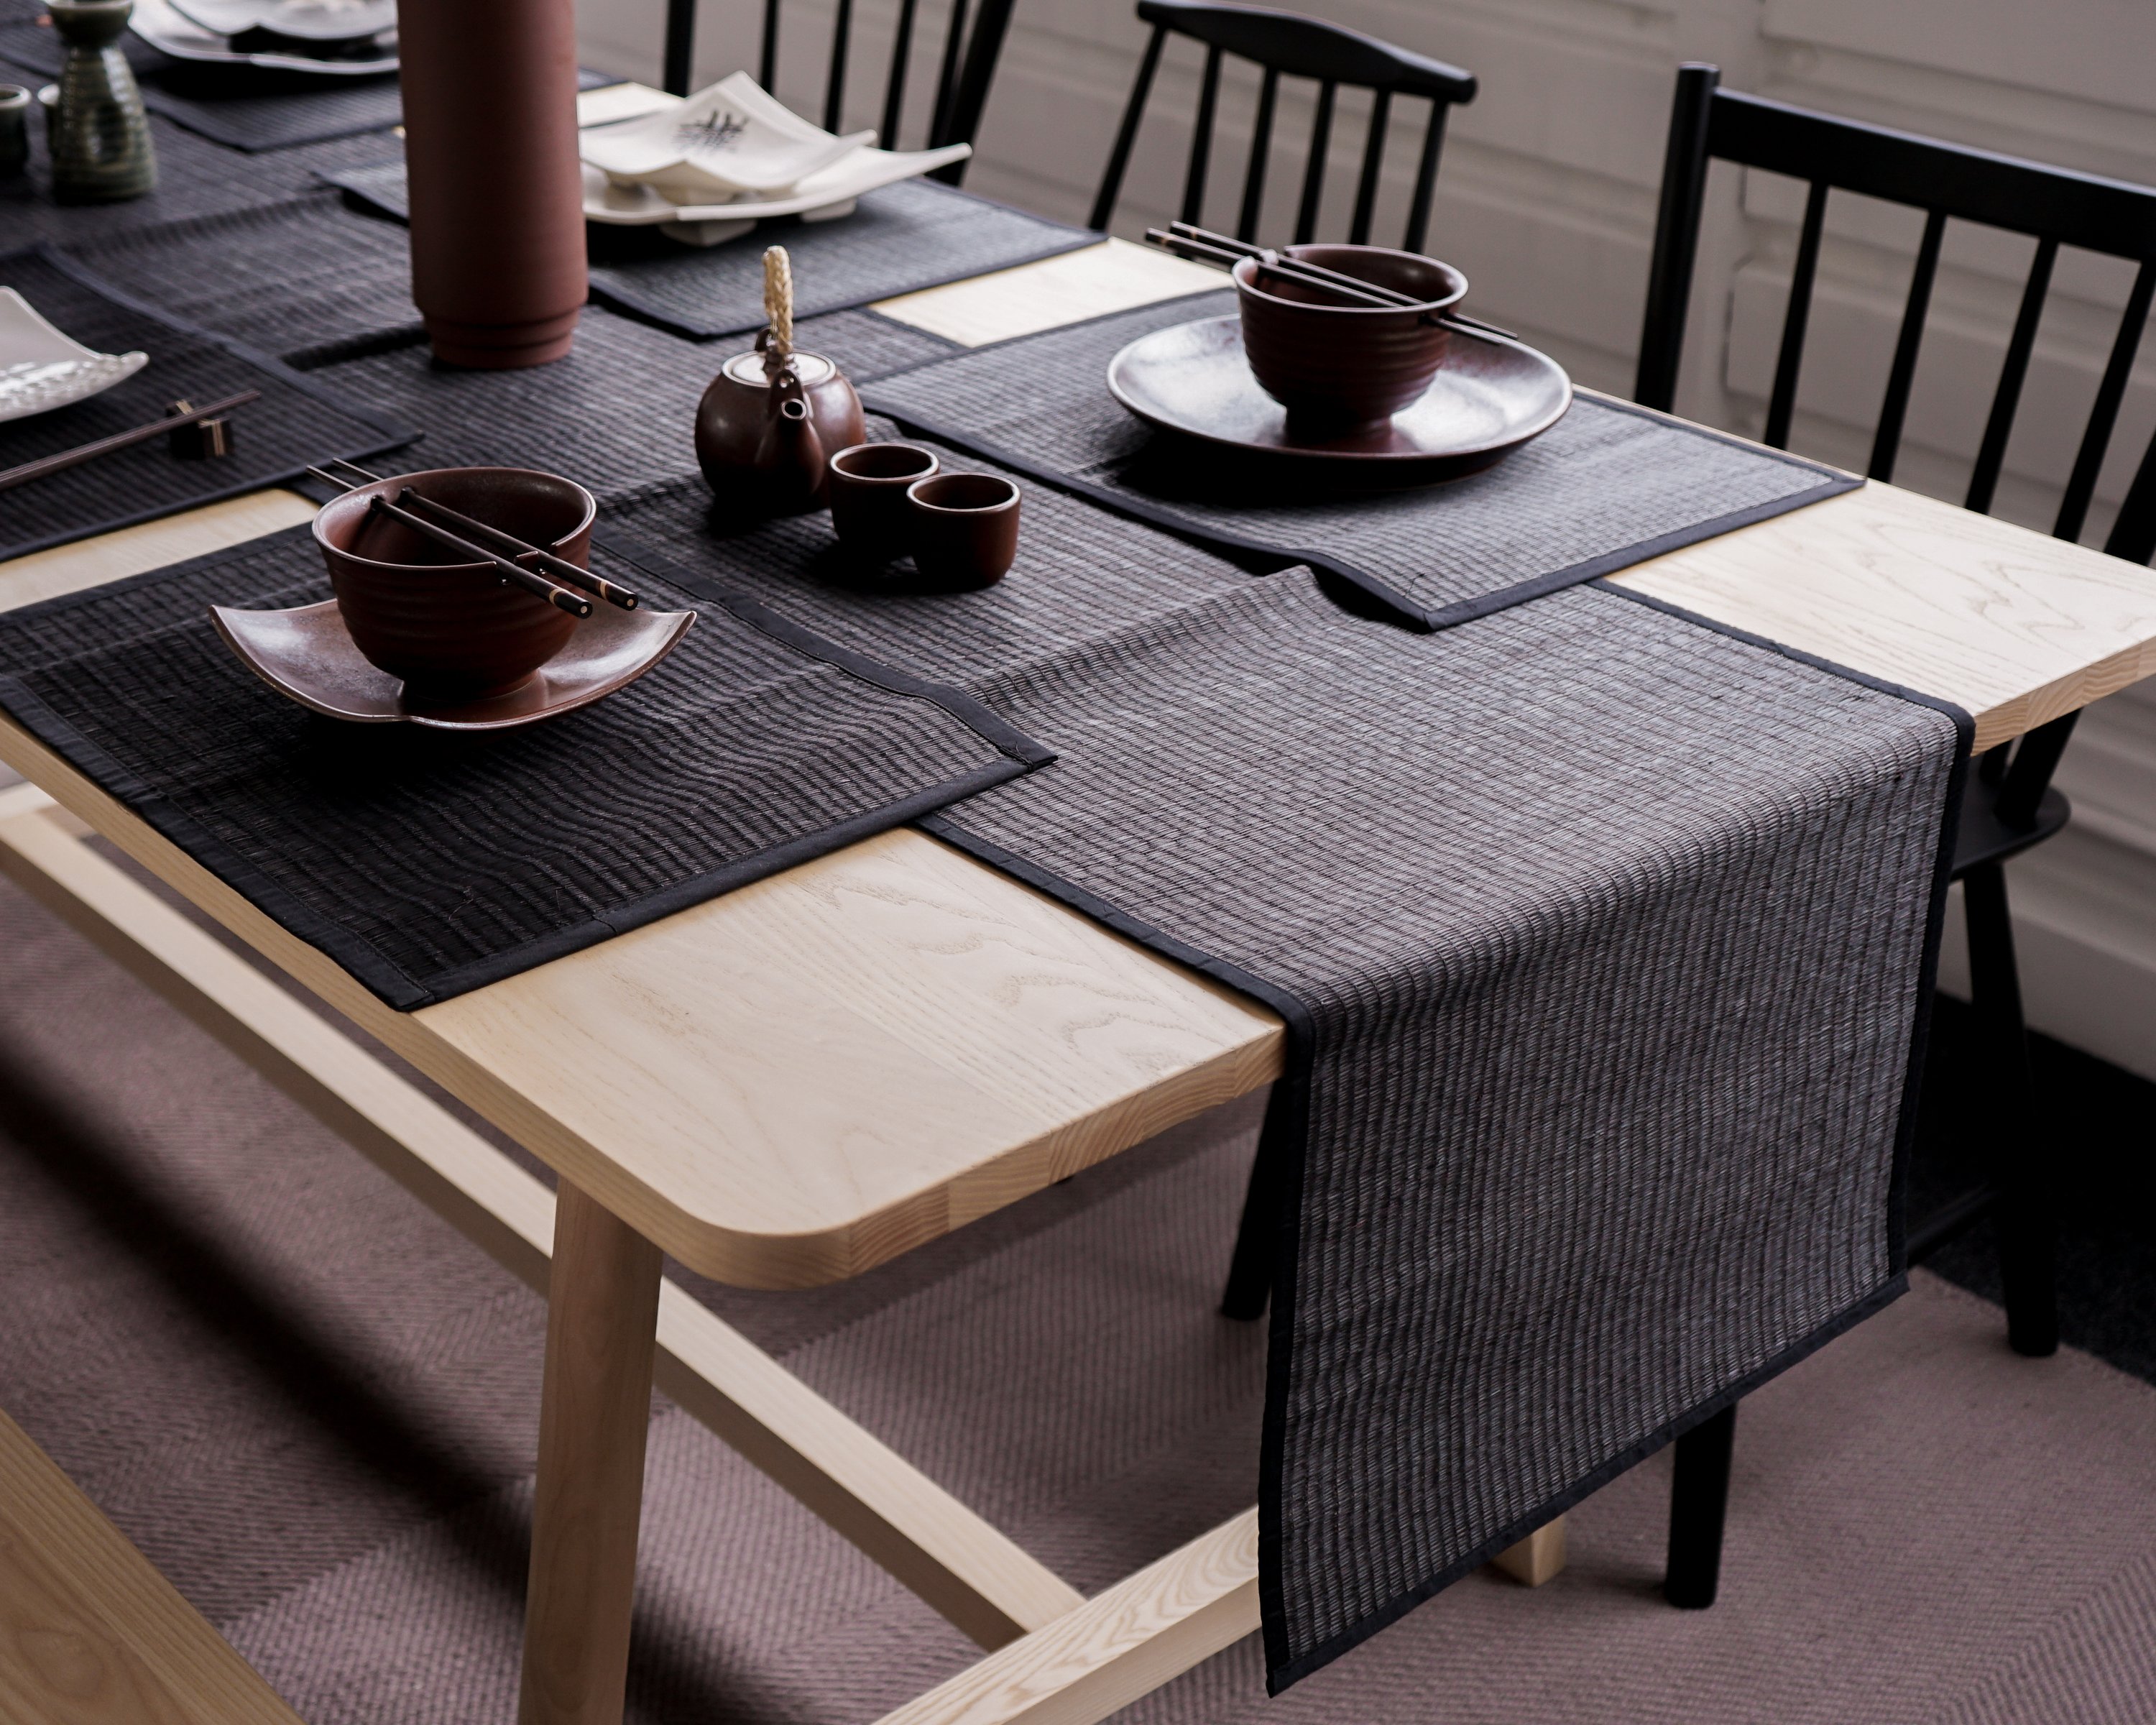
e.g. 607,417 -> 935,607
1293,80 -> 1336,244
1088,22 -> 1166,231
1963,239 -> 2059,517
927,0 -> 971,144
663,0 -> 695,96
824,0 -> 855,131
1763,180 -> 1829,451
880,0 -> 920,144
2055,259 -> 2156,545
760,0 -> 780,91
1403,100 -> 1448,256
1869,208 -> 1946,483
1238,67 -> 1279,242
1182,45 -> 1224,225
1348,88 -> 1391,246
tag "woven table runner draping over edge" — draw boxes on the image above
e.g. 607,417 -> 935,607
864,288 -> 1862,630
0,525 -> 1050,1008
320,161 -> 1098,341
916,572 -> 1969,1690
0,246 -> 415,560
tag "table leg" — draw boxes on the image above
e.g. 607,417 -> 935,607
518,1181 -> 665,1725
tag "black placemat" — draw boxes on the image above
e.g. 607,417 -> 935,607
302,305 -> 957,506
865,289 -> 1863,630
65,190 -> 419,369
321,162 -> 1097,339
918,571 -> 1967,1689
0,524 -> 1051,1007
0,246 -> 415,560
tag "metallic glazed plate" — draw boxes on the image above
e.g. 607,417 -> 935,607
1106,313 -> 1572,485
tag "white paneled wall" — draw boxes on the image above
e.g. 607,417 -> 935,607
579,0 -> 2156,1076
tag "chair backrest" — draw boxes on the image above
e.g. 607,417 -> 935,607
1636,63 -> 2156,566
661,0 -> 1016,183
1087,0 -> 1475,251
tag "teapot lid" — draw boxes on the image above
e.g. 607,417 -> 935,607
723,351 -> 837,389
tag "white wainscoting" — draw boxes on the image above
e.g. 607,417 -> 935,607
579,0 -> 2156,1076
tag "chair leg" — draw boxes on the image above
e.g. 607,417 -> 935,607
1664,1404 -> 1736,1609
1960,861 -> 2060,1358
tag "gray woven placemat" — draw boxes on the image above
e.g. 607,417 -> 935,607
0,523 -> 1049,1008
916,571 -> 1967,1688
0,246 -> 415,561
865,289 -> 1861,629
303,307 -> 957,505
65,190 -> 419,369
321,161 -> 1096,340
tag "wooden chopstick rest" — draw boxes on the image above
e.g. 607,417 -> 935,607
166,398 -> 234,460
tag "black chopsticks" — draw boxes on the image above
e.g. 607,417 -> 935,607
1145,222 -> 1519,341
0,390 -> 262,494
306,461 -> 644,616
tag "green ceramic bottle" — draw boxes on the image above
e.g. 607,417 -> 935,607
45,0 -> 155,204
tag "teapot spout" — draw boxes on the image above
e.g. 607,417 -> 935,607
754,380 -> 828,512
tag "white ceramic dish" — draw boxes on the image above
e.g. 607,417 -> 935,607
132,0 -> 395,73
0,288 -> 149,425
167,0 -> 397,43
580,72 -> 876,201
580,142 -> 972,244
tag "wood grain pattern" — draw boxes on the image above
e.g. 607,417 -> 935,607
1610,480 -> 2156,752
0,795 -> 1083,1649
518,1183 -> 665,1725
0,1407 -> 305,1725
873,1509 -> 1260,1725
872,238 -> 1226,346
1490,1517 -> 1568,1587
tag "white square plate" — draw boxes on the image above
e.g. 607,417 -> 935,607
579,72 -> 877,201
0,288 -> 149,425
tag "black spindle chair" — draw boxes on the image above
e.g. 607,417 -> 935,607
1087,1 -> 1475,250
1636,61 -> 2156,1614
660,0 -> 1016,186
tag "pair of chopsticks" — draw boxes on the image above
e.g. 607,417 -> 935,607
305,460 -> 642,617
0,390 -> 262,494
1145,222 -> 1517,340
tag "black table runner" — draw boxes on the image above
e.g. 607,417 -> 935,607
0,525 -> 1049,1007
321,162 -> 1097,341
0,247 -> 415,560
865,289 -> 1861,629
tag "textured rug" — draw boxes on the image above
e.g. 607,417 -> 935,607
1,859 -> 2155,1722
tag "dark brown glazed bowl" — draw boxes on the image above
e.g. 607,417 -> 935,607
906,472 -> 1020,591
313,466 -> 594,697
1233,244 -> 1469,428
828,441 -> 939,560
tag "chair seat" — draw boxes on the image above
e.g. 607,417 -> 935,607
1953,781 -> 2070,876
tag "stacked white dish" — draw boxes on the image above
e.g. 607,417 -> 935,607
0,288 -> 148,424
577,72 -> 970,247
131,0 -> 397,75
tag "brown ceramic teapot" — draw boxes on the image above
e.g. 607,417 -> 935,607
694,244 -> 865,514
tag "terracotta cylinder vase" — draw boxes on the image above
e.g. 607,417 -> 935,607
397,0 -> 586,368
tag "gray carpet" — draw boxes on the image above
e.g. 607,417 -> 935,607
2,857 -> 2155,1721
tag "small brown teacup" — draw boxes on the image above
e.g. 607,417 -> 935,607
906,473 -> 1020,591
828,441 -> 939,559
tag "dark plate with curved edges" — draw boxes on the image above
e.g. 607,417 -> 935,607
1106,313 -> 1572,487
211,594 -> 694,730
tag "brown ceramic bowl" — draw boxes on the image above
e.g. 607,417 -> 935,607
1233,243 -> 1469,428
313,466 -> 595,697
829,441 -> 939,560
906,472 -> 1020,591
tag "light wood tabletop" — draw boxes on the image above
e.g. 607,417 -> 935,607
6,236 -> 2156,1291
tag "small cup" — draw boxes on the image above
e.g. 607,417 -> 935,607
0,86 -> 29,182
906,472 -> 1020,591
828,441 -> 938,560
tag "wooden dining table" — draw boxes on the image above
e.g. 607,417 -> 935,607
4,233 -> 2156,1725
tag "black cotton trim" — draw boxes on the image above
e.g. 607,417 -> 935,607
0,523 -> 1054,1009
862,385 -> 1858,633
1,246 -> 420,561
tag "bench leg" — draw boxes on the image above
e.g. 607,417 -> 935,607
1664,1404 -> 1735,1609
518,1181 -> 664,1725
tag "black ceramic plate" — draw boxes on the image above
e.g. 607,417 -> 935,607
1105,314 -> 1572,482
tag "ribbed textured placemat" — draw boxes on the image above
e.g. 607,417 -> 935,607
303,307 -> 957,505
0,246 -> 415,561
319,162 -> 1097,339
915,571 -> 1967,1689
0,523 -> 1050,1008
865,289 -> 1861,630
65,190 -> 419,369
